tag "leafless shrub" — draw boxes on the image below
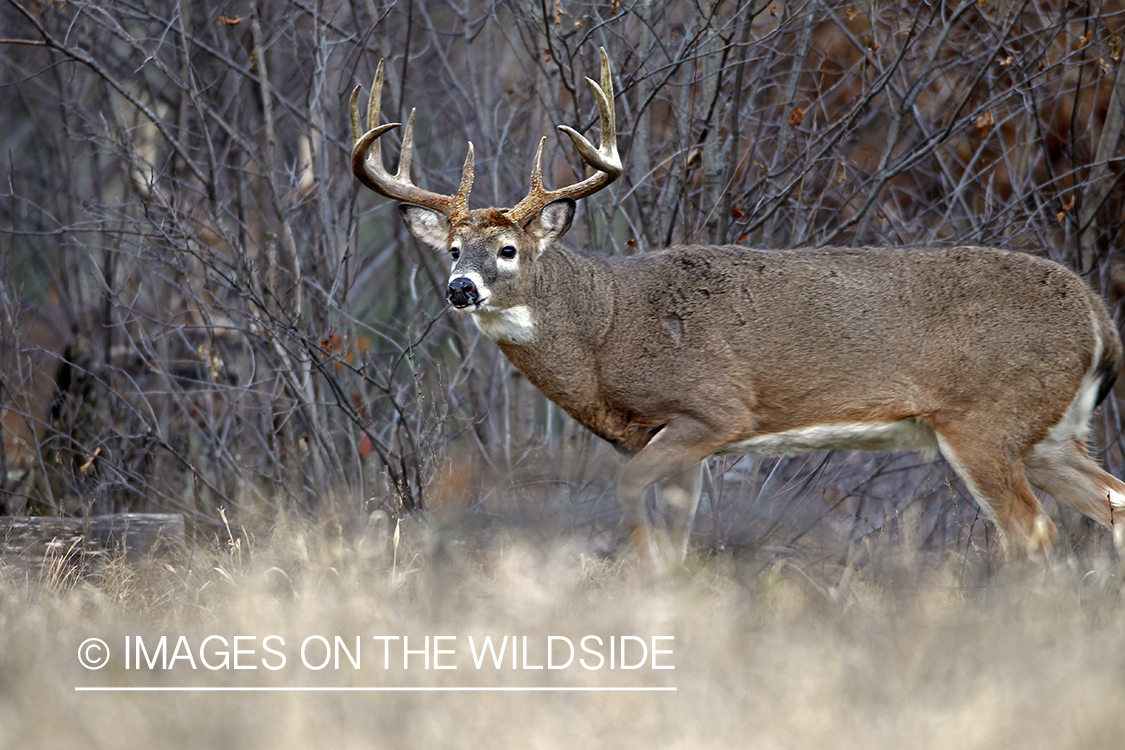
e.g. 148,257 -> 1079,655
1,0 -> 1123,559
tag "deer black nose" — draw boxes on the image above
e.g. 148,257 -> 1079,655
447,277 -> 480,308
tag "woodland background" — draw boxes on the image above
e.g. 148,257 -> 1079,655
2,0 -> 1125,560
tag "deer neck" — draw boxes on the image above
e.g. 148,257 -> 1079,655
488,245 -> 615,432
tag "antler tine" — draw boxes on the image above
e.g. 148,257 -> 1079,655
451,142 -> 475,221
505,47 -> 622,226
366,60 -> 383,130
397,108 -> 416,181
557,46 -> 619,175
350,59 -> 475,220
349,59 -> 391,178
528,137 -> 546,192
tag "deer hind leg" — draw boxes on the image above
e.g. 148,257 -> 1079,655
935,431 -> 1056,558
1026,438 -> 1125,549
657,462 -> 704,565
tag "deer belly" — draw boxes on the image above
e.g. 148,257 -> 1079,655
719,419 -> 939,458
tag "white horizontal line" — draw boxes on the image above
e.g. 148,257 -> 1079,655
75,686 -> 676,693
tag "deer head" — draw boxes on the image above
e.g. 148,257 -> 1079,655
350,49 -> 621,340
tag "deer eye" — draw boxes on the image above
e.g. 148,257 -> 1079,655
498,246 -> 517,260
450,247 -> 461,260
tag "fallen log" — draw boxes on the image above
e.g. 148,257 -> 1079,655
0,514 -> 185,562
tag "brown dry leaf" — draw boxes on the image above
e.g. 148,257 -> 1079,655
28,0 -> 61,16
788,106 -> 805,128
1079,30 -> 1093,48
218,15 -> 243,26
1057,195 -> 1076,222
79,446 -> 102,473
845,5 -> 858,21
685,146 -> 702,172
975,109 -> 994,137
998,55 -> 1014,67
1112,32 -> 1123,62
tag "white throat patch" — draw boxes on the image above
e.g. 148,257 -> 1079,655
472,304 -> 535,344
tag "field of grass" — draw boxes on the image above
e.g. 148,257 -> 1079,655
2,519 -> 1124,750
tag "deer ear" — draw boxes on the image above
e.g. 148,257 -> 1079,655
524,198 -> 575,256
400,205 -> 452,249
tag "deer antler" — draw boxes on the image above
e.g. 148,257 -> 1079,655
350,59 -> 474,222
505,47 -> 622,226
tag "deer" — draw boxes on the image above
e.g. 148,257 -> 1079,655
350,48 -> 1125,566
1,305 -> 71,511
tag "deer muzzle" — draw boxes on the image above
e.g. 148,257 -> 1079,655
447,276 -> 481,309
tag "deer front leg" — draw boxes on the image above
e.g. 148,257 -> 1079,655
616,418 -> 728,568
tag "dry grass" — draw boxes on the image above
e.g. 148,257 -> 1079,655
2,519 -> 1124,750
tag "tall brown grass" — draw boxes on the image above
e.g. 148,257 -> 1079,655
2,519 -> 1124,750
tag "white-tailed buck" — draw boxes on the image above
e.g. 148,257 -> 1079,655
351,48 -> 1125,563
